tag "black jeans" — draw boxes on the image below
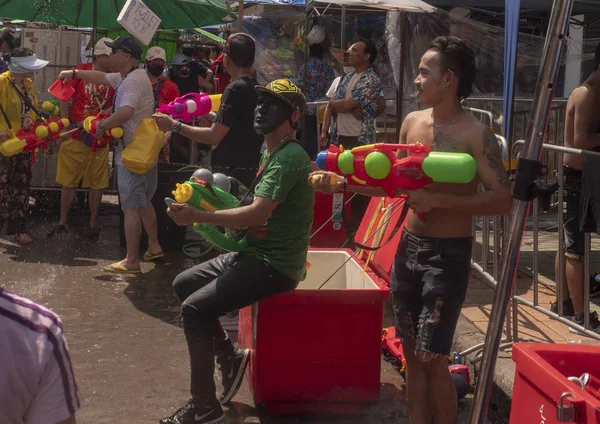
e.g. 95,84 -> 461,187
391,229 -> 473,356
172,252 -> 298,406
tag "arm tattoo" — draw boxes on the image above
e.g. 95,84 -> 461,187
432,132 -> 461,152
482,128 -> 509,187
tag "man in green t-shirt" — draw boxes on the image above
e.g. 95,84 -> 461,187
161,79 -> 313,424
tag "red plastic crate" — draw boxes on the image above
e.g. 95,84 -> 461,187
510,343 -> 600,423
238,248 -> 390,415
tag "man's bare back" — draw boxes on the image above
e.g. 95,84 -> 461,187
564,79 -> 600,169
401,108 -> 507,238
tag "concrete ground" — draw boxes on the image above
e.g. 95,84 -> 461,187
0,197 -> 498,424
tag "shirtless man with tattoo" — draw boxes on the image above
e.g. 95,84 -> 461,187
310,36 -> 511,424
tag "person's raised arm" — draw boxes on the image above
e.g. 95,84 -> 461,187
58,69 -> 108,87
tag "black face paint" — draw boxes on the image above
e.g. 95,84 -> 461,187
147,64 -> 165,77
254,95 -> 292,135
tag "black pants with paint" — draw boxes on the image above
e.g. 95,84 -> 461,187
172,252 -> 298,407
0,153 -> 31,235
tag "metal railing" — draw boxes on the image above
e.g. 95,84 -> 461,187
463,138 -> 600,365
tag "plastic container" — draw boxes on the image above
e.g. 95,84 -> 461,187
48,79 -> 75,102
119,163 -> 195,252
238,248 -> 390,415
510,343 -> 600,423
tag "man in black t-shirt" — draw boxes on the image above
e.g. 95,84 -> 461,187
169,52 -> 213,95
154,33 -> 264,187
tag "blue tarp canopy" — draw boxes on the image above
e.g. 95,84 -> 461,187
427,0 -> 600,14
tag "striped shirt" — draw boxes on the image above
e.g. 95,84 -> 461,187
0,288 -> 83,424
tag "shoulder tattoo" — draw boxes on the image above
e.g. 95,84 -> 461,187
482,128 -> 509,187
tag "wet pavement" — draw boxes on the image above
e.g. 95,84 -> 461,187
1,197 -> 489,423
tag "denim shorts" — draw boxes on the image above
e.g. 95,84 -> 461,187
390,229 -> 473,356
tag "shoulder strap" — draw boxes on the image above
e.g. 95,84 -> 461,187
0,102 -> 13,131
153,77 -> 167,107
8,78 -> 40,118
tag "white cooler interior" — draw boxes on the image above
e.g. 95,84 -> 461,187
298,250 -> 380,290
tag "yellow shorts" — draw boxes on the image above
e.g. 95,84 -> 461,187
56,138 -> 109,190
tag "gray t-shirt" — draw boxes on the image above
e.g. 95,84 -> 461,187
106,68 -> 155,164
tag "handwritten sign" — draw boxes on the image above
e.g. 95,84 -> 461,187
117,0 -> 161,46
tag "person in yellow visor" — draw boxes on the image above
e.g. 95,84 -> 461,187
0,47 -> 48,244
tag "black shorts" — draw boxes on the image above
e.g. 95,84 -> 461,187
390,229 -> 473,356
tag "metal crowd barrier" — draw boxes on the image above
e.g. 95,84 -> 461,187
464,139 -> 600,363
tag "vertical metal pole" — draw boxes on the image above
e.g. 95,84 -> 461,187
584,233 -> 591,328
557,154 -> 565,316
236,0 -> 245,34
469,1 -> 574,422
396,12 -> 407,142
91,0 -> 97,45
493,216 -> 500,282
482,217 -> 490,273
533,198 -> 539,305
340,6 -> 347,50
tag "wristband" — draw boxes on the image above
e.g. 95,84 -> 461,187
71,67 -> 76,80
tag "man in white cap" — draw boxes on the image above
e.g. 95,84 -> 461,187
146,46 -> 180,108
48,37 -> 115,240
58,36 -> 162,274
145,46 -> 180,163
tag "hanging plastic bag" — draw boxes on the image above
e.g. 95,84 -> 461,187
122,118 -> 164,174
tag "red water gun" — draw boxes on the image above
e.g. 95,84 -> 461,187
83,113 -> 124,152
0,117 -> 71,162
314,142 -> 478,197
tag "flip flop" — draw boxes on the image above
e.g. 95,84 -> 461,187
143,251 -> 165,261
102,262 -> 141,274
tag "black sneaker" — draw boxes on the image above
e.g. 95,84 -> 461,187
219,348 -> 250,405
46,224 -> 68,238
569,311 -> 600,335
159,400 -> 224,424
550,298 -> 575,317
590,274 -> 600,298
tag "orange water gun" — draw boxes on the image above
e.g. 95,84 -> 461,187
83,113 -> 124,152
0,117 -> 71,162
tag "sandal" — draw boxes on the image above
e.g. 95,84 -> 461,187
46,224 -> 68,238
143,251 -> 165,262
14,233 -> 33,244
102,261 -> 141,274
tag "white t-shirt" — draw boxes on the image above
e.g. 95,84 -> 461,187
327,74 -> 385,138
105,68 -> 155,164
0,289 -> 83,424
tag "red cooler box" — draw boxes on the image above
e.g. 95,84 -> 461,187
238,248 -> 390,415
510,343 -> 600,423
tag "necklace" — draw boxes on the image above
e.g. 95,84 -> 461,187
432,110 -> 463,128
